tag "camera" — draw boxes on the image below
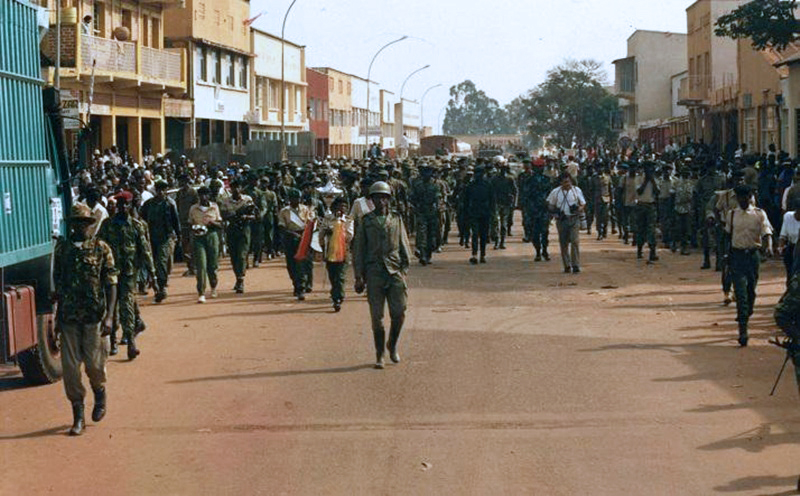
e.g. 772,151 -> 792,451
569,204 -> 579,215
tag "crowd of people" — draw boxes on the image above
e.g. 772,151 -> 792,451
57,140 -> 800,434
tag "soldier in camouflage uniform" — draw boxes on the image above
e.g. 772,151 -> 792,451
525,160 -> 553,261
409,164 -> 440,265
54,203 -> 119,436
694,160 -> 726,270
141,180 -> 180,302
260,175 -> 279,259
775,272 -> 800,394
517,160 -> 534,242
97,191 -> 155,360
492,163 -> 517,249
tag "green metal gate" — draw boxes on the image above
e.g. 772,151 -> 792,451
0,0 -> 56,268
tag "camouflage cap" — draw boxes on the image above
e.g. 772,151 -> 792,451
69,203 -> 96,223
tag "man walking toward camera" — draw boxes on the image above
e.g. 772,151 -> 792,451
353,181 -> 412,369
548,171 -> 586,273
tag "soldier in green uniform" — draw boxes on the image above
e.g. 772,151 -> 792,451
189,186 -> 223,302
409,163 -> 440,265
353,181 -> 412,369
517,160 -> 534,242
141,180 -> 180,302
775,273 -> 800,393
220,178 -> 256,293
245,174 -> 268,268
695,160 -> 726,270
97,191 -> 155,359
635,162 -> 660,262
464,165 -> 495,264
175,174 -> 198,276
54,204 -> 119,436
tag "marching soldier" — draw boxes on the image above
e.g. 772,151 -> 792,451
220,178 -> 256,293
141,180 -> 180,303
409,163 -> 440,265
54,204 -> 119,436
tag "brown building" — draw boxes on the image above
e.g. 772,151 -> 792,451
163,0 -> 252,158
307,68 -> 330,158
40,0 -> 187,162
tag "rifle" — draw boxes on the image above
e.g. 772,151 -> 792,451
769,337 -> 797,396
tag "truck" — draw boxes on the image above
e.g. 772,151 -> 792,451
1,0 -> 73,384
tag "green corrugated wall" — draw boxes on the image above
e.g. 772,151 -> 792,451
0,0 -> 55,268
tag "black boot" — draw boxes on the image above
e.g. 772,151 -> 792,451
69,402 -> 85,436
127,335 -> 140,360
92,388 -> 107,422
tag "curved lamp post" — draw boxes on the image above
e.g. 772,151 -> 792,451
365,35 -> 408,154
280,0 -> 299,161
419,83 -> 442,135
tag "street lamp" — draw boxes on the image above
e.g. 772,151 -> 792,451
399,64 -> 430,102
280,0 -> 299,162
438,105 -> 447,135
366,35 -> 408,156
420,83 -> 442,136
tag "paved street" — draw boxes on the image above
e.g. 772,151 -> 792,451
3,224 -> 800,495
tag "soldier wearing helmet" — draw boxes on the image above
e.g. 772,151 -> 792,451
353,181 -> 412,369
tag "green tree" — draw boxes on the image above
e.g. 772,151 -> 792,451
442,80 -> 508,135
715,0 -> 800,50
521,59 -> 618,149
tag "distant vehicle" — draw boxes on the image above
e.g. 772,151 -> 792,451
420,135 -> 468,157
1,0 -> 72,384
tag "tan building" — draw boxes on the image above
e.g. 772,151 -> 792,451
312,67 -> 353,158
163,0 -> 252,157
678,0 -> 746,150
40,0 -> 186,162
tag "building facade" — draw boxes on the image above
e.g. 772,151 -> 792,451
247,29 -> 307,146
163,0 -> 251,157
40,0 -> 186,162
312,67 -> 352,158
307,68 -> 330,158
613,30 -> 687,139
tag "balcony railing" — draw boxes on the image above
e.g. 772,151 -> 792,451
678,75 -> 713,103
81,36 -> 136,74
141,46 -> 182,84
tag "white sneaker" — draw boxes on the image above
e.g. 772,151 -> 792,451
210,289 -> 218,299
197,295 -> 206,304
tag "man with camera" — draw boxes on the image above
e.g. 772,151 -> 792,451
547,171 -> 586,273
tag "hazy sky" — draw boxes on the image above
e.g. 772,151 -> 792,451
250,0 -> 693,133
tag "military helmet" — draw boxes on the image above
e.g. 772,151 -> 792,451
69,203 -> 96,223
368,181 -> 392,197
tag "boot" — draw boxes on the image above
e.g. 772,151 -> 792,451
127,335 -> 140,360
92,388 -> 107,422
542,250 -> 550,261
648,248 -> 659,262
738,326 -> 749,347
69,402 -> 85,436
109,331 -> 119,356
637,247 -> 643,259
234,278 -> 244,294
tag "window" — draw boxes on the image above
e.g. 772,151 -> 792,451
329,78 -> 333,92
338,80 -> 343,94
240,57 -> 248,88
121,9 -> 132,35
198,46 -> 207,81
214,50 -> 221,84
92,2 -> 105,37
152,18 -> 160,49
347,82 -> 352,95
142,16 -> 149,46
255,78 -> 261,107
270,81 -> 280,110
227,54 -> 235,86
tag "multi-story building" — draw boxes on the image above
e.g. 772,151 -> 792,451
40,0 -> 186,162
307,68 -> 330,158
163,0 -> 251,157
312,67 -> 353,158
380,89 -> 396,152
613,30 -> 687,140
395,99 -> 420,154
351,75 -> 381,159
246,28 -> 307,147
678,0 -> 747,149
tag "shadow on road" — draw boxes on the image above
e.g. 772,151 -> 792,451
168,363 -> 375,384
0,376 -> 30,392
714,474 -> 798,494
0,424 -> 71,440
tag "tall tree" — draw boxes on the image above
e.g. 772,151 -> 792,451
715,0 -> 800,50
443,80 -> 508,135
521,59 -> 618,149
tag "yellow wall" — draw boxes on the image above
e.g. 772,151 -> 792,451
164,0 -> 250,52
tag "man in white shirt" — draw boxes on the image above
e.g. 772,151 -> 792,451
780,209 -> 800,282
547,171 -> 586,273
726,184 -> 773,346
398,133 -> 409,160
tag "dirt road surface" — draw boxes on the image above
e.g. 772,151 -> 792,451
3,224 -> 800,495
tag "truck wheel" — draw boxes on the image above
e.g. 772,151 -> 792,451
17,314 -> 62,385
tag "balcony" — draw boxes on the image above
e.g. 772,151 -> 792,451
678,75 -> 713,106
43,29 -> 185,94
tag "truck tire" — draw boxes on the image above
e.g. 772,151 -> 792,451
17,313 -> 62,385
